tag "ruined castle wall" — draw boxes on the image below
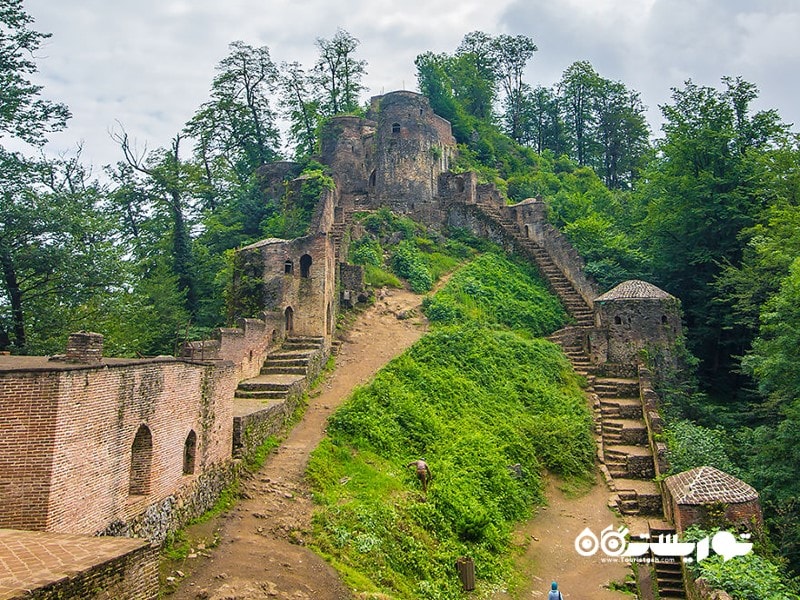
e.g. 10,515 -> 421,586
183,316 -> 283,383
239,233 -> 336,340
368,91 -> 456,213
0,371 -> 60,530
320,116 -> 377,212
510,199 -> 599,309
446,203 -> 516,250
0,358 -> 236,538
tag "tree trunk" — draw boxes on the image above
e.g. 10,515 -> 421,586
0,246 -> 26,349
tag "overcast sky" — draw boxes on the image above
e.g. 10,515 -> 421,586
21,0 -> 800,169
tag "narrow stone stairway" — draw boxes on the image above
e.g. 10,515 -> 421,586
596,376 -> 662,517
234,336 -> 326,402
648,521 -> 687,598
475,203 -> 594,326
330,221 -> 348,262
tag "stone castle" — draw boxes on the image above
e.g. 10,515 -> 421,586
0,91 -> 757,599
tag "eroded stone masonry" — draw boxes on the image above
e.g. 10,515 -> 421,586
0,91 -> 759,599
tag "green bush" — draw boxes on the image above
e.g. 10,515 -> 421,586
422,252 -> 567,336
349,237 -> 383,267
391,241 -> 434,293
364,264 -> 403,288
664,420 -> 740,476
683,527 -> 800,599
306,325 -> 594,598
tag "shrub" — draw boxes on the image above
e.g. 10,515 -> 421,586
307,325 -> 594,598
391,241 -> 434,293
422,252 -> 567,336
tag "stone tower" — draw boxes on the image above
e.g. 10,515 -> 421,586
591,279 -> 682,368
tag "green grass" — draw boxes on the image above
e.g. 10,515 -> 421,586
364,264 -> 403,288
422,252 -> 568,336
306,252 -> 589,598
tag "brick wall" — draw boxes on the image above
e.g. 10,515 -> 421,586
183,315 -> 284,383
25,541 -> 158,600
0,371 -> 60,530
236,234 -> 336,340
0,358 -> 236,538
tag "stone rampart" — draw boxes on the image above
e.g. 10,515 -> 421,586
510,198 -> 599,309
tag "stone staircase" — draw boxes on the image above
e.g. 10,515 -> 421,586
595,376 -> 662,517
475,202 -> 684,598
330,221 -> 349,262
234,336 -> 326,402
475,203 -> 593,326
648,521 -> 687,598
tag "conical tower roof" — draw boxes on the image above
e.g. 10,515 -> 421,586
595,280 -> 674,302
664,466 -> 758,504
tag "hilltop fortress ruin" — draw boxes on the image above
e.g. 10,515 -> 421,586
0,91 -> 757,599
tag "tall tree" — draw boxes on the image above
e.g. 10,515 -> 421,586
594,78 -> 650,189
558,61 -> 601,166
0,0 -> 70,147
279,61 -> 321,160
635,77 -> 789,388
518,84 -> 567,155
454,31 -> 498,122
0,150 -> 120,352
184,41 -> 281,194
492,34 -> 537,142
313,29 -> 366,116
114,132 -> 201,318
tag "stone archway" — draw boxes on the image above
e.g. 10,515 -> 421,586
285,306 -> 294,333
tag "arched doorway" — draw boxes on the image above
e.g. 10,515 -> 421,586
183,430 -> 197,475
285,306 -> 294,333
129,424 -> 153,496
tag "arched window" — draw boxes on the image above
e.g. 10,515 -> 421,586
369,170 -> 376,188
391,122 -> 401,135
614,315 -> 622,325
285,306 -> 294,332
524,224 -> 530,238
300,254 -> 312,278
183,430 -> 197,475
661,315 -> 668,325
284,260 -> 294,275
129,425 -> 153,495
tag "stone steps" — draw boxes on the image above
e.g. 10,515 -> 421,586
600,397 -> 643,419
234,336 -> 325,399
475,203 -> 594,326
260,365 -> 308,375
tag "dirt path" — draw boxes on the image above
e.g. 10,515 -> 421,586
170,281 -> 634,600
171,288 -> 428,600
494,474 -> 632,600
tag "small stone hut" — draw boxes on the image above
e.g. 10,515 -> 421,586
591,279 -> 682,367
663,466 -> 762,532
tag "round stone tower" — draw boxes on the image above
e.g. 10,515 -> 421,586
593,279 -> 682,367
367,91 -> 456,213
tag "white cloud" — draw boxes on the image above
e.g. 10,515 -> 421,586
18,0 -> 800,168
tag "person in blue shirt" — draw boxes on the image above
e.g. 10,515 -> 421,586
548,581 -> 564,600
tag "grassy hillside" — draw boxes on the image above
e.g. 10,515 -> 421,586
306,251 -> 593,598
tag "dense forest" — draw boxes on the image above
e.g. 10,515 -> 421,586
2,0 -> 800,585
